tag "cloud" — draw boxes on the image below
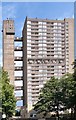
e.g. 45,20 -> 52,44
2,4 -> 16,20
15,21 -> 24,36
20,22 -> 24,32
72,14 -> 74,18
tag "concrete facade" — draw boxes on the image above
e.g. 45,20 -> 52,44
3,20 -> 15,85
3,20 -> 23,110
74,2 -> 76,59
3,17 -> 74,116
22,17 -> 74,116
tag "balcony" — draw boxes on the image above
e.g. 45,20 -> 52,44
14,46 -> 23,51
14,37 -> 23,41
15,76 -> 23,80
14,57 -> 23,61
15,86 -> 23,90
15,96 -> 23,100
15,66 -> 23,71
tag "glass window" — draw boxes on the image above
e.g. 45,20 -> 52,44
15,90 -> 23,97
54,23 -> 57,25
27,21 -> 31,24
27,24 -> 31,28
14,71 -> 23,76
14,61 -> 23,66
16,100 -> 23,106
38,22 -> 42,24
15,80 -> 23,86
27,32 -> 31,35
14,51 -> 22,57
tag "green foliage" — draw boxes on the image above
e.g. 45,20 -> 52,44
1,69 -> 16,118
73,59 -> 76,80
72,59 -> 76,118
34,74 -> 76,119
15,110 -> 21,116
0,68 -> 2,112
60,73 -> 75,109
34,77 -> 63,118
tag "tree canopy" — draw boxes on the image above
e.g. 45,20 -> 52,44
72,59 -> 76,118
1,69 -> 16,118
34,73 -> 76,119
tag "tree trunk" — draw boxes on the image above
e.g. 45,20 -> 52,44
56,105 -> 59,120
71,108 -> 74,120
74,105 -> 76,119
56,110 -> 59,120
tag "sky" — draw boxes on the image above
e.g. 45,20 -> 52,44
1,0 -> 76,2
1,2 -> 75,107
0,2 -> 74,66
2,2 -> 74,36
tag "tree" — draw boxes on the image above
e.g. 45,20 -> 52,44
0,68 -> 2,119
73,59 -> 76,79
15,110 -> 21,116
34,77 -> 64,120
60,73 -> 76,119
1,69 -> 16,119
34,74 -> 76,119
72,59 -> 76,118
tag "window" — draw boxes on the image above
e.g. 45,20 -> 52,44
27,21 -> 31,24
14,71 -> 23,76
16,100 -> 23,106
15,90 -> 23,97
27,32 -> 31,35
15,80 -> 23,86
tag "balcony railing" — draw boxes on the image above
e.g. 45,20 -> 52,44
15,66 -> 23,71
14,46 -> 23,51
14,37 -> 23,41
14,57 -> 23,61
15,76 -> 23,80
